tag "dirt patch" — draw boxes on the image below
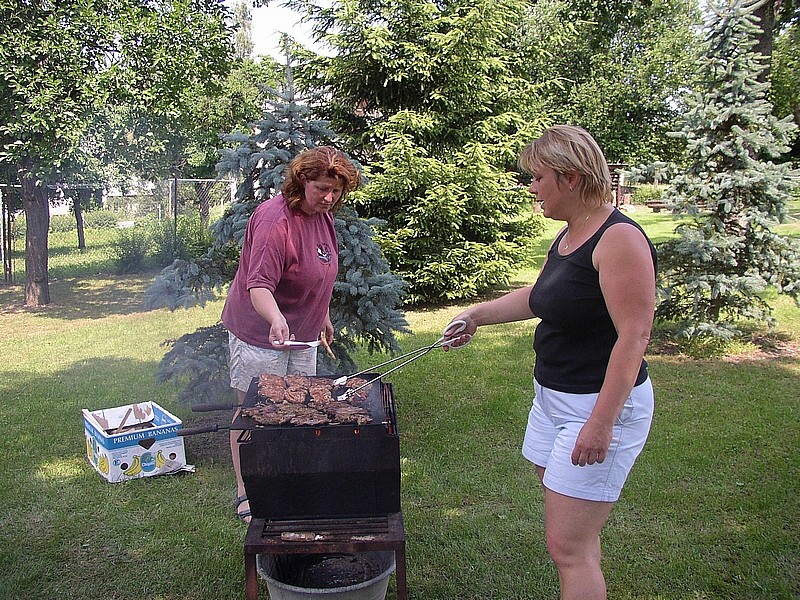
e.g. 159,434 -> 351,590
181,410 -> 234,466
722,335 -> 800,363
648,332 -> 800,361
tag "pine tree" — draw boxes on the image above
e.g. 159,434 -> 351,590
656,0 -> 800,341
146,52 -> 409,405
289,0 -> 547,303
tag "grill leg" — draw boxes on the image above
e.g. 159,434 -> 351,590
395,545 -> 409,600
245,549 -> 259,600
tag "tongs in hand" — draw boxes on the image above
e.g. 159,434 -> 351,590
335,320 -> 471,401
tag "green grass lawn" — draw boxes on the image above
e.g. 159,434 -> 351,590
0,206 -> 798,599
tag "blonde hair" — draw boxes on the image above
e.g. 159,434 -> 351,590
281,146 -> 361,212
519,125 -> 613,207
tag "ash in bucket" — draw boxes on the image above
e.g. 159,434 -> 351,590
273,553 -> 385,589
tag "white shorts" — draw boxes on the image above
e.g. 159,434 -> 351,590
228,332 -> 317,392
522,377 -> 654,502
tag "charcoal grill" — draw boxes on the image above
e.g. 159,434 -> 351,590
234,374 -> 400,521
185,374 -> 408,600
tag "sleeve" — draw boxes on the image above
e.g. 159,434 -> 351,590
242,211 -> 288,293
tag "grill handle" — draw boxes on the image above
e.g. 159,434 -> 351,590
178,424 -> 230,436
191,402 -> 238,412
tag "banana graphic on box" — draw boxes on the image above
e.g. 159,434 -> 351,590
98,455 -> 110,475
123,455 -> 142,477
156,450 -> 167,469
85,438 -> 95,463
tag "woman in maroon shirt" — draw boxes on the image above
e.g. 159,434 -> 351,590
222,147 -> 361,523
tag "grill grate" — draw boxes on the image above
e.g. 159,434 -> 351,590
259,516 -> 392,542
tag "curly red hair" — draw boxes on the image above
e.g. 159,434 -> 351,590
281,147 -> 361,212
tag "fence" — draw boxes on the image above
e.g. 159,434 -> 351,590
1,178 -> 236,282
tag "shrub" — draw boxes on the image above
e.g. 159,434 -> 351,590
147,212 -> 212,266
172,212 -> 212,262
11,212 -> 26,240
631,184 -> 666,205
49,214 -> 75,233
83,210 -> 118,229
114,225 -> 152,273
44,211 -> 119,233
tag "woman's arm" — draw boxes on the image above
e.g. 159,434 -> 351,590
445,285 -> 537,342
571,223 -> 656,466
249,287 -> 290,347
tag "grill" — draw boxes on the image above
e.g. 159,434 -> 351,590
181,374 -> 408,600
234,374 -> 401,521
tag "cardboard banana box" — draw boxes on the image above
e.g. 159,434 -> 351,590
82,401 -> 190,483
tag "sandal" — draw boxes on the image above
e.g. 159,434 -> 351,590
235,494 -> 251,524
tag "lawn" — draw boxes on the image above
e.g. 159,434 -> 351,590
0,206 -> 798,599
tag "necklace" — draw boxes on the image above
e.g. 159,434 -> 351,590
563,213 -> 591,251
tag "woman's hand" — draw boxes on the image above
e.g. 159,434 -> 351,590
441,314 -> 477,350
268,317 -> 291,348
571,417 -> 613,466
321,317 -> 334,346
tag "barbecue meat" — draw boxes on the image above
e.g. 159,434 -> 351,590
284,387 -> 307,404
343,377 -> 372,402
288,405 -> 330,426
285,375 -> 310,390
258,373 -> 284,387
244,373 -> 375,426
309,384 -> 333,402
241,403 -> 289,426
324,404 -> 372,425
257,375 -> 285,402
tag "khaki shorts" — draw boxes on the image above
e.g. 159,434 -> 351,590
228,332 -> 317,393
522,377 -> 654,502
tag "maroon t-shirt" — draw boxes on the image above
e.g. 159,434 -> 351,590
221,195 -> 338,348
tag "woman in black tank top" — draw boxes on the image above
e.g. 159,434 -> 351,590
441,126 -> 657,600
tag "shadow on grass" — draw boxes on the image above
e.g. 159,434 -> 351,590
0,355 -> 242,600
0,355 -> 232,474
0,271 -> 186,321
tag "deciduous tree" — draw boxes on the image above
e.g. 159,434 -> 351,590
520,0 -> 703,164
0,0 -> 233,306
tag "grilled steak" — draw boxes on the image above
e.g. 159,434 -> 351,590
246,373 -> 376,426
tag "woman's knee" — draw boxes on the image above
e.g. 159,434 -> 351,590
544,524 -> 601,567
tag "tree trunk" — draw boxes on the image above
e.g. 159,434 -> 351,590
753,0 -> 775,81
74,192 -> 86,250
195,180 -> 212,226
19,158 -> 51,306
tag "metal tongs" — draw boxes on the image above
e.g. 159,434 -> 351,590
335,319 -> 471,401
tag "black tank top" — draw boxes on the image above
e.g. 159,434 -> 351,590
528,209 -> 657,393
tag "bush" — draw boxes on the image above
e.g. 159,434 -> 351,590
83,211 -> 118,229
11,212 -> 26,240
112,212 -> 213,274
49,214 -> 75,233
45,211 -> 120,233
114,226 -> 153,273
631,184 -> 666,205
145,212 -> 212,266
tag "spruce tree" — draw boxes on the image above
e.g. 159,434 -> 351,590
655,0 -> 799,341
146,53 -> 409,405
289,0 -> 546,303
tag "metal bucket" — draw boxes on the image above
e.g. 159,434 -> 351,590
257,552 -> 396,600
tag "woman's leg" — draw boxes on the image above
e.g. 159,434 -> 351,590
227,334 -> 292,523
543,486 -> 614,600
231,388 -> 249,522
